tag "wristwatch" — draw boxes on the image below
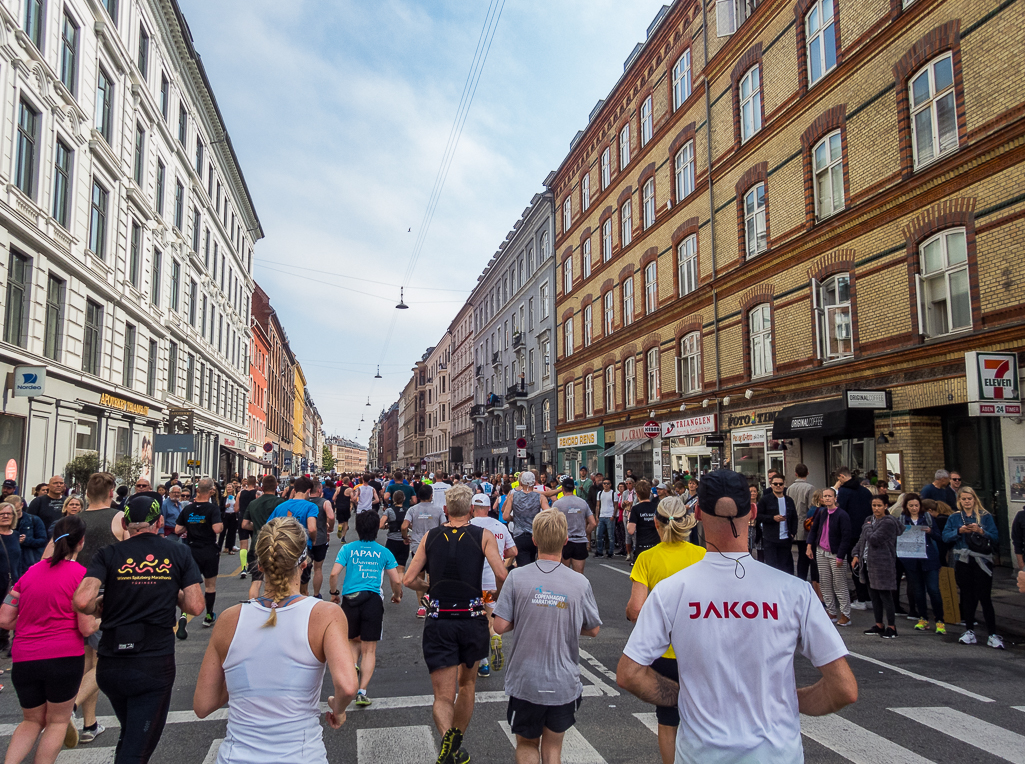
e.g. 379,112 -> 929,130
330,590 -> 340,596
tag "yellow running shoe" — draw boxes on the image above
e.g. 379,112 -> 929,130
914,619 -> 928,631
935,621 -> 946,635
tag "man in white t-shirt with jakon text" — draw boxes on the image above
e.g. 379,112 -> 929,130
617,469 -> 858,764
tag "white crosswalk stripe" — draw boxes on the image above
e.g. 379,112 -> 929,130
357,725 -> 437,763
891,706 -> 1025,764
801,714 -> 935,764
55,747 -> 117,763
202,738 -> 224,764
499,720 -> 607,764
632,712 -> 658,735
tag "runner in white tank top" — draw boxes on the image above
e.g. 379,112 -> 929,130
356,482 -> 376,514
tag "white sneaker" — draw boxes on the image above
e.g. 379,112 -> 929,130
958,629 -> 977,645
987,634 -> 1005,650
850,601 -> 868,611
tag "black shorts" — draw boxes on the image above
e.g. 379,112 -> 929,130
562,541 -> 589,561
338,505 -> 351,523
385,538 -> 410,567
312,544 -> 329,563
237,527 -> 251,541
301,556 -> 313,585
341,591 -> 384,641
190,545 -> 219,579
507,695 -> 582,739
248,554 -> 264,581
651,657 -> 679,726
422,618 -> 489,673
12,655 -> 85,708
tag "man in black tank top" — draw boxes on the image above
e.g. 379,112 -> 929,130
403,484 -> 509,764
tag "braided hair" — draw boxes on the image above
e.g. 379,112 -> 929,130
254,517 -> 308,627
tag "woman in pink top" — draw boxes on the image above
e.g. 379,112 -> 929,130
0,515 -> 97,762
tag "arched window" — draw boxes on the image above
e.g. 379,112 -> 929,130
744,183 -> 767,258
603,291 -> 614,336
621,199 -> 632,247
677,234 -> 697,296
749,304 -> 773,378
675,142 -> 695,201
646,348 -> 660,402
642,178 -> 655,229
584,375 -> 594,417
640,96 -> 653,146
739,65 -> 761,143
605,365 -> 616,411
565,381 -> 576,423
542,399 -> 551,432
917,228 -> 970,336
806,0 -> 836,87
625,357 -> 636,406
679,332 -> 701,394
813,131 -> 844,219
672,50 -> 692,110
812,274 -> 853,359
910,54 -> 958,169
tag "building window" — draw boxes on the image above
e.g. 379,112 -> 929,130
529,349 -> 535,384
540,231 -> 550,260
192,208 -> 201,251
4,253 -> 29,347
605,366 -> 616,411
806,0 -> 837,87
174,180 -> 184,230
647,348 -> 660,402
584,375 -> 594,417
625,356 -> 636,406
156,160 -> 165,216
123,323 -> 136,387
133,123 -> 145,185
917,228 -> 970,337
146,339 -> 157,396
540,281 -> 549,318
138,24 -> 150,77
178,101 -> 188,146
619,124 -> 631,170
185,353 -> 195,402
642,178 -> 655,229
563,197 -> 571,233
542,339 -> 551,378
564,318 -> 574,357
151,248 -> 161,306
602,218 -> 613,262
583,304 -> 593,347
95,68 -> 113,144
565,381 -> 575,422
910,54 -> 958,169
644,262 -> 658,314
673,49 -> 692,110
739,65 -> 761,143
195,138 -> 204,175
621,199 -> 632,247
601,148 -> 611,189
52,140 -> 72,227
582,173 -> 590,210
101,0 -> 118,25
543,399 -> 551,431
813,130 -> 844,219
623,276 -> 635,326
25,0 -> 44,49
582,238 -> 592,279
160,73 -> 169,121
170,260 -> 181,311
89,180 -> 109,258
15,100 -> 39,198
744,183 -> 767,258
604,291 -> 614,336
640,96 -> 653,146
675,142 -> 695,202
813,274 -> 853,360
189,279 -> 198,326
749,303 -> 773,378
60,12 -> 79,93
82,300 -> 103,376
563,258 -> 573,295
129,221 -> 141,287
678,333 -> 701,394
678,234 -> 698,296
168,341 -> 178,394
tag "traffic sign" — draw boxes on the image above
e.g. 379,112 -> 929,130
516,448 -> 527,458
705,435 -> 726,448
643,420 -> 660,438
263,442 -> 273,453
516,437 -> 527,449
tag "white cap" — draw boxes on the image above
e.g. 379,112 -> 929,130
471,493 -> 490,507
429,473 -> 435,479
519,472 -> 536,486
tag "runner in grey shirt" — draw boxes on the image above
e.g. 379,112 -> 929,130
553,477 -> 597,573
494,509 -> 601,762
503,471 -> 549,568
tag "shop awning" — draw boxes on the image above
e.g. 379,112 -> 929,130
220,444 -> 264,467
598,439 -> 648,459
771,398 -> 876,440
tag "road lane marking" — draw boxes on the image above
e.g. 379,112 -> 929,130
801,714 -> 935,764
579,666 -> 619,697
202,738 -> 223,764
499,721 -> 607,763
55,747 -> 118,763
633,712 -> 658,735
599,564 -> 630,576
357,725 -> 436,763
847,651 -> 994,703
891,707 -> 1025,763
579,649 -> 619,684
0,708 -> 229,738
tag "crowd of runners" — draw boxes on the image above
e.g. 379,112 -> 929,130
0,459 -> 1012,763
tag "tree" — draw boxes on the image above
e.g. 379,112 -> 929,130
65,452 -> 103,491
111,455 -> 146,488
322,445 -> 335,471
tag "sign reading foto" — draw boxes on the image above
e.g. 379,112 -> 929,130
13,366 -> 45,397
966,352 -> 1020,402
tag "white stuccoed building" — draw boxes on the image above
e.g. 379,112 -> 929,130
0,0 -> 263,487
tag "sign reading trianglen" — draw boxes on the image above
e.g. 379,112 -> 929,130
643,420 -> 660,438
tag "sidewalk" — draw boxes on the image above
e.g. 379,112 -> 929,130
989,565 -> 1025,637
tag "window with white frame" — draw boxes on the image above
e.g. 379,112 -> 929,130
582,173 -> 590,210
640,96 -> 653,146
540,231 -> 551,260
605,366 -> 616,411
740,65 -> 762,143
529,349 -> 535,383
564,318 -> 574,357
642,178 -> 655,229
910,54 -> 958,169
644,262 -> 658,314
806,0 -> 836,87
812,274 -> 853,360
565,381 -> 575,422
678,234 -> 698,296
542,339 -> 551,378
603,291 -> 614,336
602,218 -> 613,261
563,196 -> 572,233
583,238 -> 591,278
625,356 -> 636,406
673,50 -> 692,110
585,375 -> 594,416
814,131 -> 844,219
917,228 -> 970,337
621,199 -> 632,247
619,124 -> 630,169
646,348 -> 660,402
623,277 -> 635,326
543,399 -> 551,431
678,332 -> 701,394
563,257 -> 573,295
540,281 -> 549,318
749,303 -> 773,378
601,148 -> 611,189
744,183 -> 767,258
675,141 -> 695,202
583,304 -> 593,347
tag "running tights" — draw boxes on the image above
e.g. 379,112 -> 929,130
96,654 -> 176,764
869,588 -> 895,627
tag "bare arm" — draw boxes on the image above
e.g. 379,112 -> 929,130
179,582 -> 205,616
324,501 -> 335,532
482,531 -> 508,592
241,518 -> 253,531
617,654 -> 679,707
402,539 -> 430,593
307,516 -> 317,541
493,615 -> 513,635
627,522 -> 637,536
385,568 -> 402,603
74,577 -> 103,615
112,513 -> 128,541
212,523 -> 224,535
329,562 -> 343,603
625,580 -> 648,623
581,624 -> 600,637
585,514 -> 597,537
796,656 -> 858,716
321,606 -> 359,729
540,494 -> 551,510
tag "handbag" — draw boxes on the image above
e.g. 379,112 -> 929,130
961,512 -> 993,555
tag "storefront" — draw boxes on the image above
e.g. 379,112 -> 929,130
724,409 -> 784,491
662,414 -> 718,479
600,424 -> 658,485
556,427 -> 605,479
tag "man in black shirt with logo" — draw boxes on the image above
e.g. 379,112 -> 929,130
175,477 -> 222,633
628,480 -> 661,556
74,492 -> 203,764
27,475 -> 66,537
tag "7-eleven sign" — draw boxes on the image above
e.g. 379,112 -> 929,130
966,352 -> 1020,402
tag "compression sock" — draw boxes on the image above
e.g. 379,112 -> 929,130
205,592 -> 216,616
239,549 -> 248,569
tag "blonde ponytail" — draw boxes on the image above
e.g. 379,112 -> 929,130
254,517 -> 308,627
655,496 -> 698,543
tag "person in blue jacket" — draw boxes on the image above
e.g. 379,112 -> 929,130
897,493 -> 946,635
13,495 -> 47,575
942,486 -> 1001,649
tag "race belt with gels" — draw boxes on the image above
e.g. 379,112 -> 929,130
426,596 -> 486,619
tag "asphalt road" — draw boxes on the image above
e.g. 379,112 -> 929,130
2,531 -> 1025,763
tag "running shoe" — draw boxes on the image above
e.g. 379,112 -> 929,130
437,728 -> 463,764
176,614 -> 188,640
863,624 -> 883,636
64,721 -> 78,748
239,570 -> 247,580
204,613 -> 217,627
849,601 -> 869,611
490,635 -> 504,671
958,629 -> 977,645
988,634 -> 1005,650
914,619 -> 929,631
416,606 -> 427,618
452,749 -> 470,764
882,626 -> 898,639
78,724 -> 105,744
354,691 -> 372,707
477,660 -> 490,678
935,621 -> 947,635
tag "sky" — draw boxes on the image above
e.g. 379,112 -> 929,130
177,0 -> 672,445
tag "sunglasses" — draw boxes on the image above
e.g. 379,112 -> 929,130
951,478 -> 962,481
771,482 -> 785,487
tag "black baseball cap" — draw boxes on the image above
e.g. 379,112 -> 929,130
124,491 -> 163,524
2,479 -> 16,489
697,469 -> 751,520
561,476 -> 576,493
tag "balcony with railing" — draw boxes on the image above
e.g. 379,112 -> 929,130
485,393 -> 503,411
506,382 -> 527,401
512,332 -> 525,350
